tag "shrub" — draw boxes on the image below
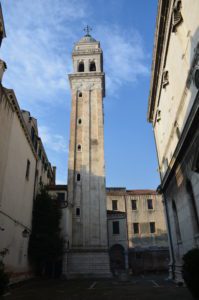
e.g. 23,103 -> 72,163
0,261 -> 9,295
182,248 -> 199,299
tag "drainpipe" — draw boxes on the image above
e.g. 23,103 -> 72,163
124,193 -> 129,271
159,188 -> 175,280
153,125 -> 175,279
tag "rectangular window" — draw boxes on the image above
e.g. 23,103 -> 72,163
25,159 -> 30,180
131,199 -> 137,210
57,193 -> 65,203
77,173 -> 81,181
150,222 -> 156,233
76,207 -> 80,216
112,200 -> 118,211
133,223 -> 139,234
147,199 -> 153,210
112,221 -> 120,234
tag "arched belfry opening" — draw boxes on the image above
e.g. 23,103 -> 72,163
89,61 -> 96,72
78,61 -> 84,72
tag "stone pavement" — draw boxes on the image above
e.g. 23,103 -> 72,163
1,274 -> 193,300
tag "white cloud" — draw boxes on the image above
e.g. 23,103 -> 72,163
1,0 -> 88,106
96,25 -> 149,95
39,126 -> 67,153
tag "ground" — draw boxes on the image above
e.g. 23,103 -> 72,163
2,274 -> 193,300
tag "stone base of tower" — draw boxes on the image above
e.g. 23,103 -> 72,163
63,249 -> 111,278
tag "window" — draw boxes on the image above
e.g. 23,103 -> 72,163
133,223 -> 139,234
131,199 -> 137,210
112,200 -> 118,211
38,148 -> 42,159
150,222 -> 156,233
78,62 -> 84,72
76,207 -> 80,216
112,221 -> 120,234
79,92 -> 82,97
77,144 -> 82,151
147,199 -> 153,210
77,173 -> 81,181
89,61 -> 96,72
31,127 -> 35,144
176,126 -> 181,139
25,159 -> 30,180
78,118 -> 82,125
156,110 -> 161,122
57,193 -> 65,203
172,1 -> 183,32
162,70 -> 169,88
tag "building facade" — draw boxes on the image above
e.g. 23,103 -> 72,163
148,0 -> 199,282
0,4 -> 54,282
66,32 -> 110,277
107,188 -> 168,274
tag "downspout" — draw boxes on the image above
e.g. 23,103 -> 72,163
124,193 -> 129,271
153,128 -> 175,279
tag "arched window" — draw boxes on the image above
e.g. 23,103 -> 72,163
77,173 -> 81,181
89,61 -> 96,72
77,144 -> 81,151
79,92 -> 82,98
172,200 -> 181,241
78,62 -> 84,72
78,118 -> 82,125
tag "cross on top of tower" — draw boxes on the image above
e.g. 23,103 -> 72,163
83,25 -> 92,36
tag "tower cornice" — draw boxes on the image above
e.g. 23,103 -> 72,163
68,72 -> 105,97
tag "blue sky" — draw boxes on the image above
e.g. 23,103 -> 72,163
1,0 -> 159,189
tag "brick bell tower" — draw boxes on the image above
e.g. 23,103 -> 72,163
66,27 -> 111,277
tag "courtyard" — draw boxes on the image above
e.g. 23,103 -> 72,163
2,274 -> 192,300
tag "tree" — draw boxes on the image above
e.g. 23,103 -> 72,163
28,187 -> 64,277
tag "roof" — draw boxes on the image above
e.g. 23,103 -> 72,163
106,187 -> 158,196
48,185 -> 67,191
78,34 -> 97,44
147,0 -> 171,122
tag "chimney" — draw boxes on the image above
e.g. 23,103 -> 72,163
52,166 -> 56,185
0,60 -> 7,83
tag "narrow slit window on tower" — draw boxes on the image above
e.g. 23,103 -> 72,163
76,207 -> 80,216
78,62 -> 84,72
78,92 -> 82,98
78,118 -> 82,125
89,61 -> 96,72
77,144 -> 81,151
77,173 -> 81,181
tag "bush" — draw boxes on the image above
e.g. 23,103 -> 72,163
182,248 -> 199,299
0,261 -> 9,295
28,187 -> 64,277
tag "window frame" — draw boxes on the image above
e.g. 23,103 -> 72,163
112,200 -> 118,211
147,199 -> 154,210
133,222 -> 139,235
25,159 -> 31,180
131,199 -> 137,211
149,222 -> 156,234
112,221 -> 120,234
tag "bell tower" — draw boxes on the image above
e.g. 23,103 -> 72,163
66,28 -> 111,277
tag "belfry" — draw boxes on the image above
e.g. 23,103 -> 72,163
65,29 -> 111,277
